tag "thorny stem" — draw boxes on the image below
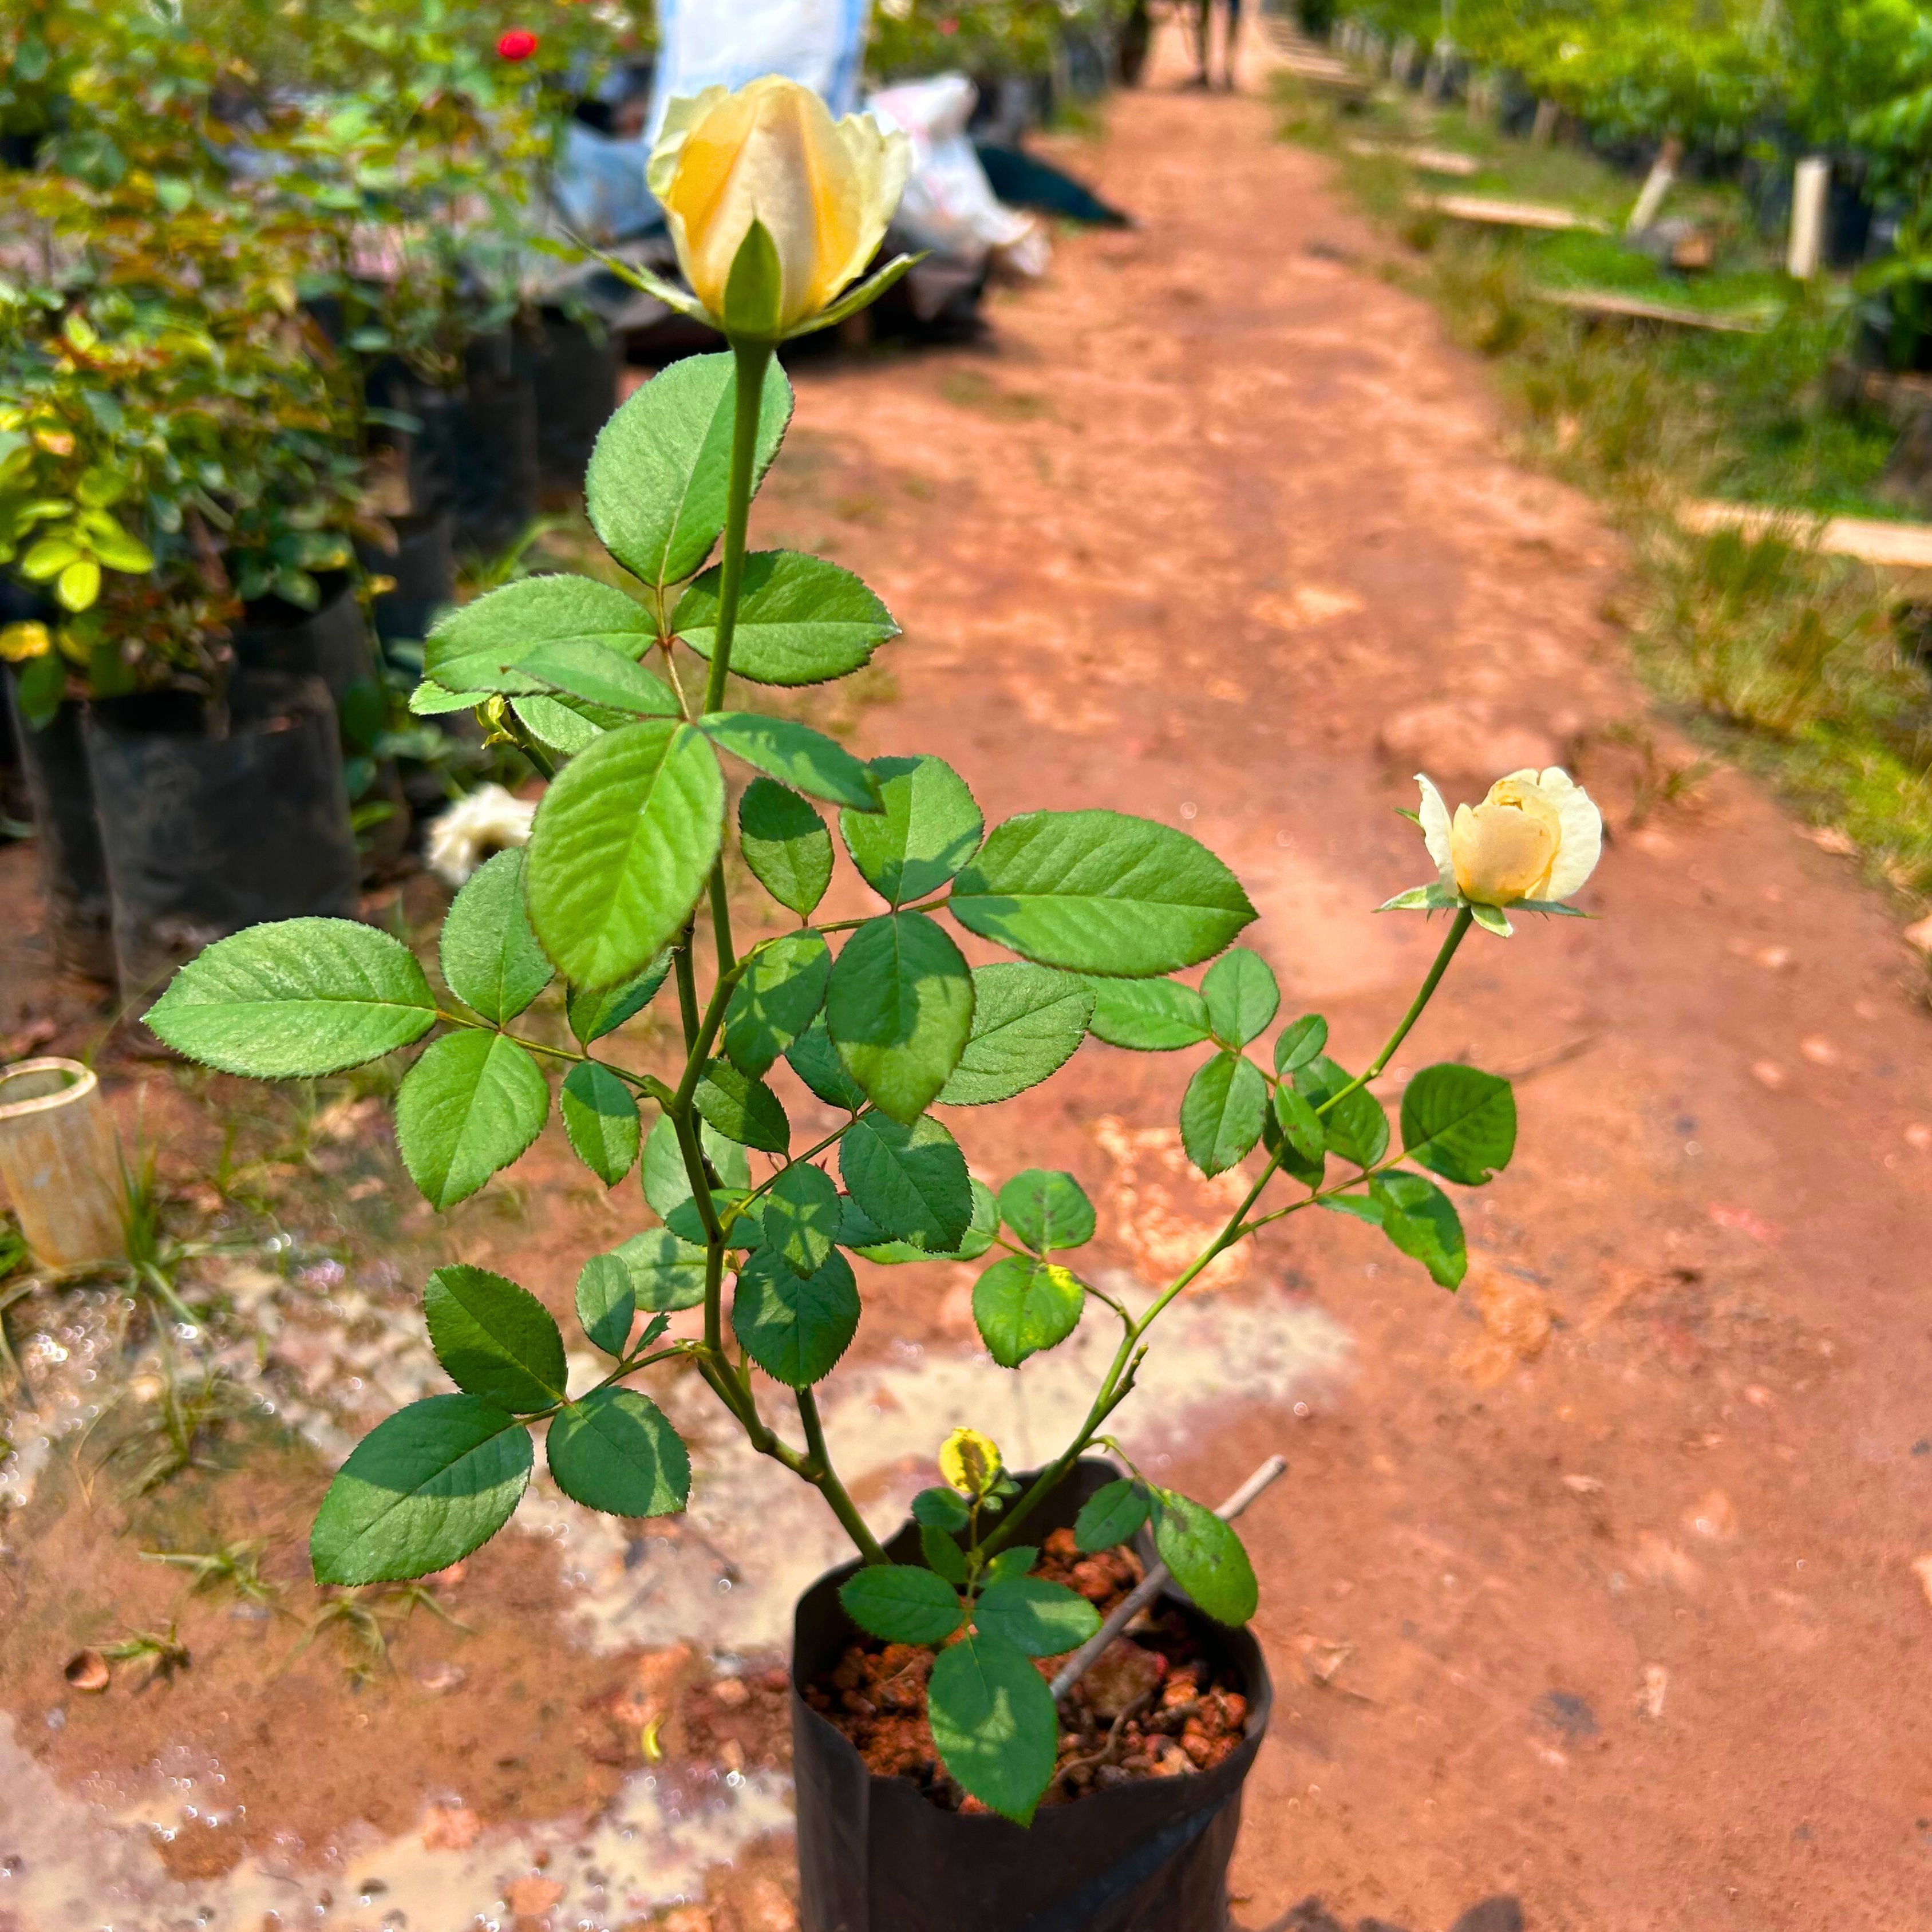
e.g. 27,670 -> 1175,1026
979,907 -> 1478,1560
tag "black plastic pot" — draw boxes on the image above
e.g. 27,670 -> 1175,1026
530,310 -> 620,493
235,572 -> 376,714
791,1460 -> 1273,1932
83,671 -> 358,1002
452,330 -> 541,554
3,666 -> 116,983
361,510 -> 457,648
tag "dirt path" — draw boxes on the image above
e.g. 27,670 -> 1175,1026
5,25 -> 1932,1932
752,31 -> 1932,1931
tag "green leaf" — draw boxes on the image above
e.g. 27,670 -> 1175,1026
758,1160 -> 842,1279
927,1633 -> 1058,1824
395,1031 -> 550,1209
1370,1170 -> 1468,1288
311,1394 -> 532,1586
1074,1478 -> 1149,1552
784,1015 -> 868,1113
1471,902 -> 1514,938
559,1060 -> 642,1186
839,1111 -> 971,1252
1086,977 -> 1212,1052
524,721 -> 723,990
587,351 -> 793,591
1262,1118 -> 1326,1189
739,779 -> 834,916
1179,1051 -> 1266,1179
724,930 -> 831,1076
974,1575 -> 1101,1658
423,1264 -> 567,1412
439,850 -> 552,1024
912,1485 -> 971,1532
567,951 -> 671,1044
1295,1055 -> 1389,1169
732,1247 -> 860,1386
996,1170 -> 1096,1253
972,1256 -> 1086,1368
950,811 -> 1256,976
839,1563 -> 965,1645
839,1176 -> 997,1265
1152,1493 -> 1258,1626
610,1226 -> 709,1311
666,1190 -> 750,1246
546,1386 -> 691,1517
1400,1064 -> 1516,1186
676,551 -> 898,687
937,964 -> 1092,1106
512,690 -> 630,757
1317,1191 -> 1385,1227
1202,947 -> 1279,1046
695,1058 -> 790,1153
641,1114 -> 750,1219
1273,1084 -> 1327,1164
423,575 -> 666,709
575,1251 -> 637,1356
409,678 -> 483,717
14,649 -> 65,730
825,911 -> 974,1123
145,918 -> 437,1075
921,1523 -> 969,1584
1274,1013 -> 1328,1074
839,754 -> 982,906
700,712 -> 882,811
982,1546 -> 1036,1586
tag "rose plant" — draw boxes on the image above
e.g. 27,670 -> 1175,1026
146,76 -> 1600,1827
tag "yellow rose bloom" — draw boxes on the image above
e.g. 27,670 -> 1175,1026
1417,767 -> 1602,910
647,76 -> 910,337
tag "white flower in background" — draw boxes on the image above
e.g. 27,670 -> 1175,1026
426,784 -> 538,888
1387,767 -> 1602,935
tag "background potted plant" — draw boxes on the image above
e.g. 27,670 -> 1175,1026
3,42 -> 366,1001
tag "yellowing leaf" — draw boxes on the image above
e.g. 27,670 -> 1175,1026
939,1426 -> 1002,1496
0,622 -> 52,662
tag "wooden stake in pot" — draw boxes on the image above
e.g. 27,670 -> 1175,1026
0,1058 -> 124,1269
1050,1454 -> 1289,1702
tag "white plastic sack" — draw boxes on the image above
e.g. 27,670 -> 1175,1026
551,121 -> 656,243
649,0 -> 871,142
867,74 -> 1037,265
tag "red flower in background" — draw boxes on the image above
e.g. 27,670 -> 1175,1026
497,28 -> 539,60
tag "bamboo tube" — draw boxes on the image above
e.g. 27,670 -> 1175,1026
0,1058 -> 124,1268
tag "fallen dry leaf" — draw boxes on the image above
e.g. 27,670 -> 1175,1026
63,1649 -> 109,1693
1454,1268 -> 1552,1385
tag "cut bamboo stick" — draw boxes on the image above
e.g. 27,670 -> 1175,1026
1049,1455 -> 1289,1702
1411,192 -> 1610,234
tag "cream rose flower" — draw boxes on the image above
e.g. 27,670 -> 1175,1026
646,76 -> 911,339
1392,767 -> 1602,934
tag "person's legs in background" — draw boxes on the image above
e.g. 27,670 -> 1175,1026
1221,0 -> 1242,88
